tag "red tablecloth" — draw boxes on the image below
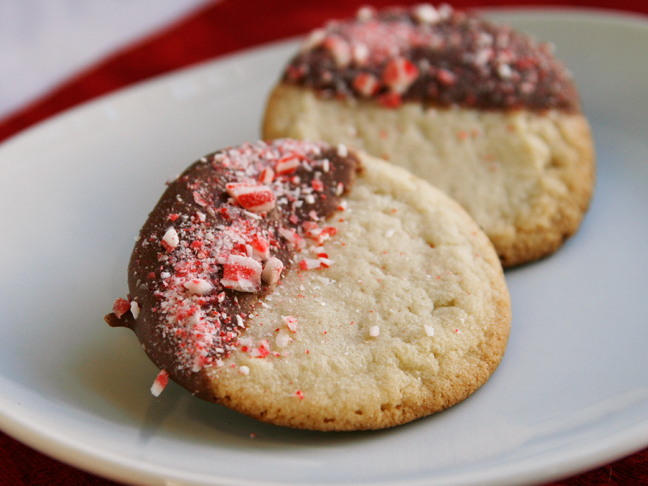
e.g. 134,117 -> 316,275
1,1 -> 647,484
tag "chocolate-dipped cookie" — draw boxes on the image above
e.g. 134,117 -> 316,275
106,139 -> 510,431
263,5 -> 595,267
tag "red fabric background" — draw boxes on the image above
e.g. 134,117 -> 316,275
1,1 -> 647,484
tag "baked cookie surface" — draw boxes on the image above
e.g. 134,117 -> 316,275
106,139 -> 510,431
262,4 -> 595,267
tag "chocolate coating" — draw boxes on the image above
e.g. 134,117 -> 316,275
283,5 -> 580,112
105,140 -> 359,400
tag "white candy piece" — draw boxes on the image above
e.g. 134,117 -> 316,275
369,326 -> 380,337
356,6 -> 375,22
302,28 -> 326,51
282,315 -> 298,332
278,227 -> 305,249
183,278 -> 214,295
130,301 -> 140,319
414,4 -> 441,24
351,43 -> 369,65
275,329 -> 292,348
326,36 -> 351,67
162,227 -> 179,250
262,257 -> 284,284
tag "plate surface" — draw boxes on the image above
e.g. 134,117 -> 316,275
1,9 -> 648,486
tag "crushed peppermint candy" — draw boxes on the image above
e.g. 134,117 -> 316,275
162,227 -> 179,251
112,298 -> 131,319
150,369 -> 169,397
107,140 -> 358,395
262,256 -> 284,285
283,4 -> 579,111
283,315 -> 299,332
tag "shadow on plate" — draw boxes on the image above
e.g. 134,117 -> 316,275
70,324 -> 425,450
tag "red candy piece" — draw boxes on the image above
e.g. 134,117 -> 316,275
353,72 -> 381,97
221,255 -> 263,293
382,57 -> 419,94
378,92 -> 402,108
311,179 -> 324,192
150,369 -> 169,397
250,234 -> 270,260
112,298 -> 131,319
259,166 -> 275,184
275,154 -> 301,175
226,182 -> 275,213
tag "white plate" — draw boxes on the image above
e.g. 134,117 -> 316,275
1,8 -> 648,486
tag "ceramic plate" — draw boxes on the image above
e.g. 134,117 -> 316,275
1,8 -> 647,486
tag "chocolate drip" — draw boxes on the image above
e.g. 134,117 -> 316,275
105,141 -> 358,400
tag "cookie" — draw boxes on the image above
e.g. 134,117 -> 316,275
262,4 -> 595,267
106,139 -> 511,431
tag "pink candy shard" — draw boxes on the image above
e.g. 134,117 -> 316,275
299,258 -> 321,270
282,315 -> 298,332
221,255 -> 263,293
324,35 -> 351,67
250,234 -> 270,260
226,182 -> 275,213
112,298 -> 131,319
278,227 -> 306,249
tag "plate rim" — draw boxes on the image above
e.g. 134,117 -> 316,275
1,7 -> 648,486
